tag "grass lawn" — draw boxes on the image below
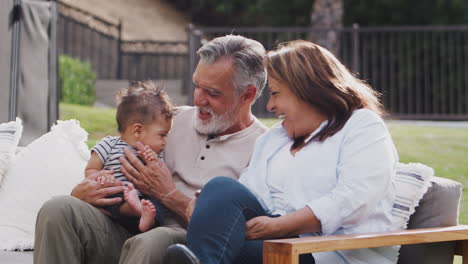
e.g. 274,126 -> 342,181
60,103 -> 468,224
60,103 -> 119,148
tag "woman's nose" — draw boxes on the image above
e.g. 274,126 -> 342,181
266,97 -> 275,112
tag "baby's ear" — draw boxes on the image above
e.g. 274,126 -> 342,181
131,123 -> 144,137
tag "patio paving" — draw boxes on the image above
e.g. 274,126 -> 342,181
0,251 -> 32,264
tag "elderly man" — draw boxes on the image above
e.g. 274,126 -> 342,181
33,35 -> 268,264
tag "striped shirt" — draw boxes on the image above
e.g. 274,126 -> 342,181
91,136 -> 141,195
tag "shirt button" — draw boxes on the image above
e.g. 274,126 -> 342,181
201,156 -> 205,160
206,145 -> 210,149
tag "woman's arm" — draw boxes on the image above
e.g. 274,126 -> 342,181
245,207 -> 321,240
307,112 -> 397,235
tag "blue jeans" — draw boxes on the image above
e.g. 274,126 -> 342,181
186,176 -> 314,264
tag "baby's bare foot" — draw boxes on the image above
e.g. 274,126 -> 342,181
139,199 -> 156,232
123,183 -> 142,215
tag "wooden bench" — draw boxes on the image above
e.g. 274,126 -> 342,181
264,225 -> 468,264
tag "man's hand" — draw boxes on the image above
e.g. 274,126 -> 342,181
120,141 -> 176,201
185,190 -> 201,222
245,216 -> 281,240
72,170 -> 124,207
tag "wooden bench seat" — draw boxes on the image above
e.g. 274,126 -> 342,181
264,225 -> 468,264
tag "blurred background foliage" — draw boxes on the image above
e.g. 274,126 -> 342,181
170,0 -> 468,27
59,55 -> 96,106
345,0 -> 468,26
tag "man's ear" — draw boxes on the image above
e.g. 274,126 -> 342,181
131,123 -> 144,138
241,85 -> 257,105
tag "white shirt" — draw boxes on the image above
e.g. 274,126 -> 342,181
239,109 -> 399,264
266,141 -> 295,216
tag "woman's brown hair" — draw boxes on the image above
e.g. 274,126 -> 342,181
265,40 -> 385,142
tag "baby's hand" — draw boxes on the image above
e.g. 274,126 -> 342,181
139,145 -> 158,164
96,173 -> 115,185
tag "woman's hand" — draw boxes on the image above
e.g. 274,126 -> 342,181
120,141 -> 176,200
72,170 -> 125,207
245,216 -> 281,240
246,208 -> 321,240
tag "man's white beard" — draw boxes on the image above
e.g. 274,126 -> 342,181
194,106 -> 237,135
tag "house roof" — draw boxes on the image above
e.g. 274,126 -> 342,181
60,0 -> 190,41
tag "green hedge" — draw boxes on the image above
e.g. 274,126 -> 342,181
59,55 -> 96,105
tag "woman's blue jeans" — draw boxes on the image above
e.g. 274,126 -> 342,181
186,176 -> 314,264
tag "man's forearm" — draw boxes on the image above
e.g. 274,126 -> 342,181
71,183 -> 87,200
161,189 -> 191,225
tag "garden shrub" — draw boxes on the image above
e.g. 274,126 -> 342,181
59,55 -> 96,105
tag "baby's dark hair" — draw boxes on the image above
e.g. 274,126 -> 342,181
116,81 -> 175,133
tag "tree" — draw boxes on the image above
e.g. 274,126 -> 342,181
344,0 -> 468,26
309,0 -> 343,55
169,0 -> 310,27
169,0 -> 468,28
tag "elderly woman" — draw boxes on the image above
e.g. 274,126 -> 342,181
166,40 -> 399,264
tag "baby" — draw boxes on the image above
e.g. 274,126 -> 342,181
85,80 -> 175,233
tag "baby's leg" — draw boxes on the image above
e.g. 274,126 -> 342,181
120,183 -> 142,217
139,199 -> 157,232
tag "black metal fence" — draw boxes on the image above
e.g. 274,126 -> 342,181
188,26 -> 468,119
57,1 -> 468,120
57,1 -> 188,81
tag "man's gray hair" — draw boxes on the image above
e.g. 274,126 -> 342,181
197,35 -> 267,103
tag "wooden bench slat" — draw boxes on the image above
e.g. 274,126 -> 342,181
265,225 -> 468,255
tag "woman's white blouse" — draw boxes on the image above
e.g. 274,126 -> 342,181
266,141 -> 295,216
239,109 -> 399,264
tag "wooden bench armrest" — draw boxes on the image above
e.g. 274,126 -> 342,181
263,225 -> 468,264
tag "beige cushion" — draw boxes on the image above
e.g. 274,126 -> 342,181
397,176 -> 462,264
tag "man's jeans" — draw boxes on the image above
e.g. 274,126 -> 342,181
186,176 -> 314,264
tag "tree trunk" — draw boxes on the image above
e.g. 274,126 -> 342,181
309,0 -> 343,55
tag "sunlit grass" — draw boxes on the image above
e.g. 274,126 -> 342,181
60,103 -> 118,148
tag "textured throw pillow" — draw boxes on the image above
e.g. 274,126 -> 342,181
0,118 -> 23,184
0,119 -> 90,250
397,176 -> 462,264
391,162 -> 433,230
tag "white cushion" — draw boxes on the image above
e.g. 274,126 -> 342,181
391,162 -> 433,230
0,120 -> 90,250
0,118 -> 23,184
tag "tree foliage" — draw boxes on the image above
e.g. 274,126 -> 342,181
170,0 -> 468,27
59,55 -> 96,106
344,0 -> 468,26
170,0 -> 310,26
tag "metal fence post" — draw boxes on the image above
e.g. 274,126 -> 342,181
116,19 -> 122,79
352,23 -> 360,75
186,24 -> 202,105
9,0 -> 22,121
